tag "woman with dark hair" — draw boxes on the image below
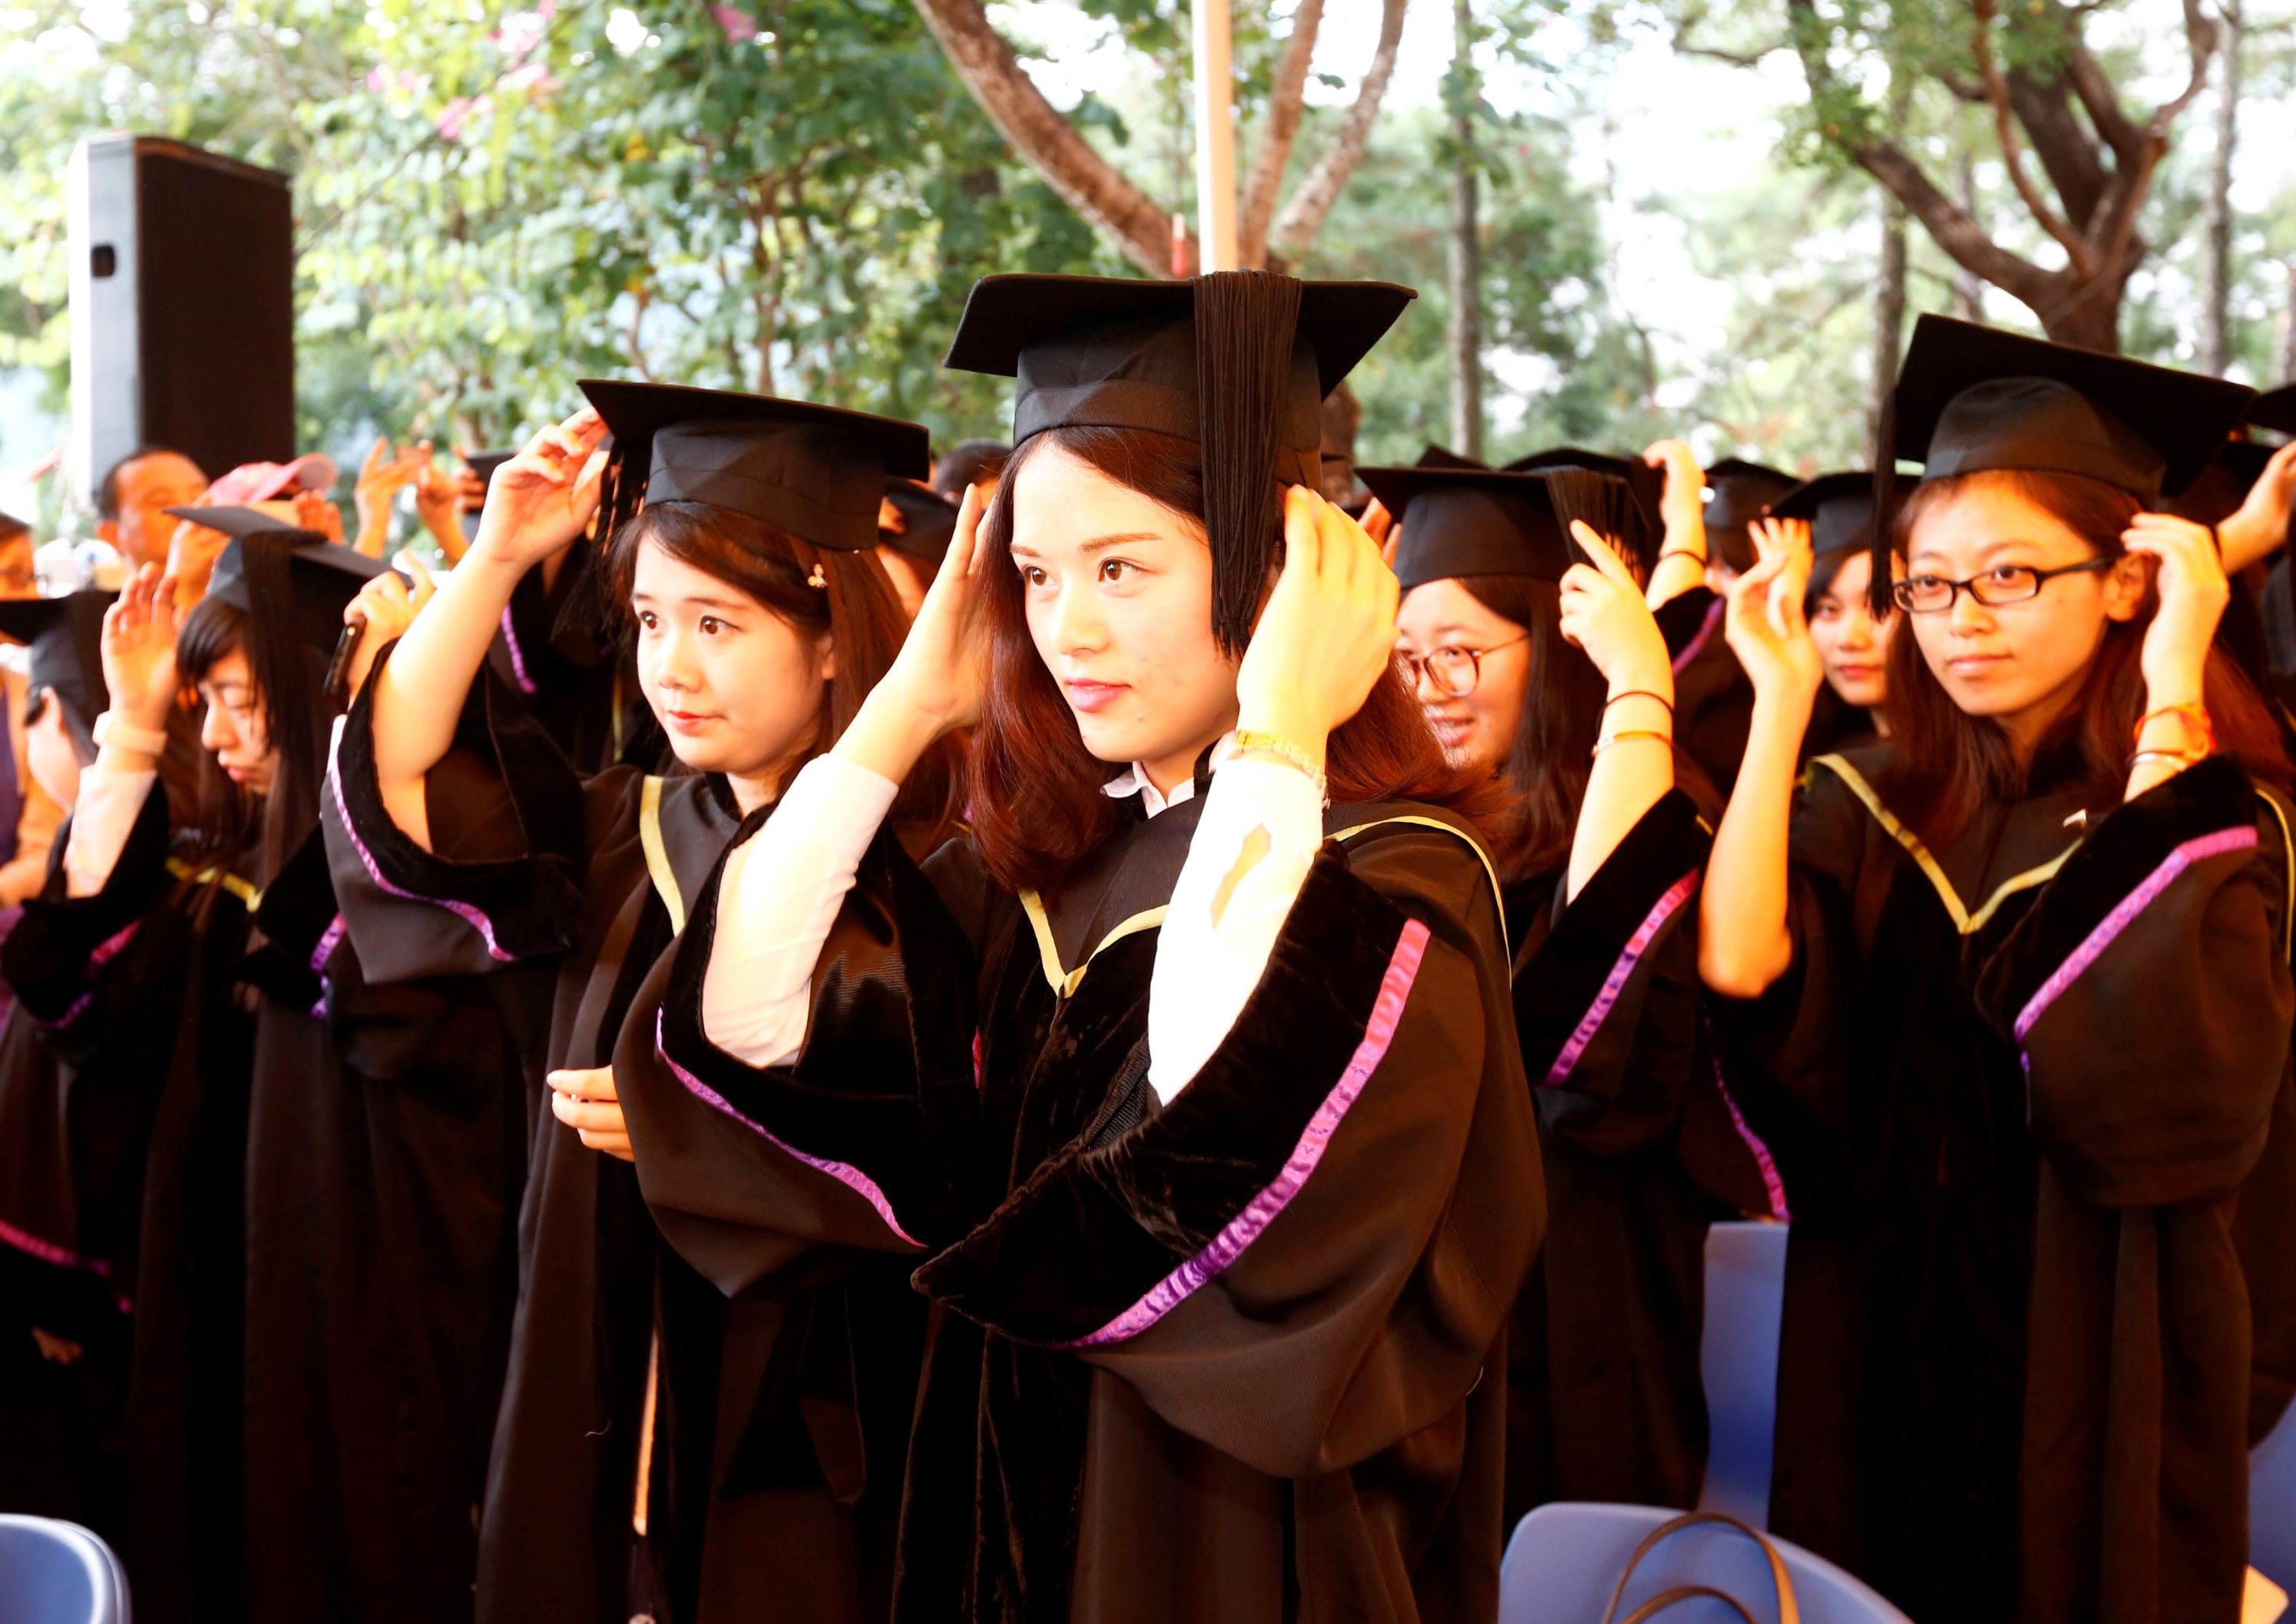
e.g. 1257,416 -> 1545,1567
1701,316 -> 2296,1623
1765,471 -> 1895,757
326,383 -> 960,1624
1369,461 -> 1783,1524
619,271 -> 1542,1619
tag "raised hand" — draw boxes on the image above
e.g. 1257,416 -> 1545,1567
1233,485 -> 1399,758
295,488 -> 348,547
1723,527 -> 1822,707
1558,520 -> 1674,697
2122,511 -> 2228,714
101,563 -> 183,731
341,554 -> 438,701
471,408 -> 611,571
353,437 -> 424,550
2218,441 -> 2296,574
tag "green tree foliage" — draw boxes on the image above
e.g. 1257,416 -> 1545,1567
0,0 -> 1106,481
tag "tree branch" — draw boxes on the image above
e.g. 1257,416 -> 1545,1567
2004,67 -> 2106,228
909,0 -> 1172,276
2147,0 -> 2218,137
1267,0 -> 1408,260
1974,0 -> 2092,274
1240,0 -> 1324,268
2060,27 -> 2148,165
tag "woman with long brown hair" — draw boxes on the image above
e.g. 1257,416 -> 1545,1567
1701,317 -> 2296,1623
1368,461 -> 1785,1526
324,384 -> 960,1624
618,271 -> 1543,1619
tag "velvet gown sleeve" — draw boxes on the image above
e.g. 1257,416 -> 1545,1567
916,827 -> 1542,1480
1967,757 -> 2294,1624
5,779 -> 176,1050
631,824 -> 994,1294
1969,755 -> 2293,1206
322,637 -> 591,984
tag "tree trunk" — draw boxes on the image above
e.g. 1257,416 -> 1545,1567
1446,0 -> 1484,461
1872,183 -> 1908,438
1954,155 -> 1985,321
2200,0 -> 2242,375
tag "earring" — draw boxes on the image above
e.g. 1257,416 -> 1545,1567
807,563 -> 827,590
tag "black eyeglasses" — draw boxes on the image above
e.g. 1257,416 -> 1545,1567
1395,634 -> 1529,699
1890,557 -> 2114,615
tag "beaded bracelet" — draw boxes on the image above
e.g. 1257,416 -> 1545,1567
1591,729 -> 1672,758
1227,730 -> 1329,803
2131,701 -> 2214,756
2128,747 -> 2209,772
1654,549 -> 1705,564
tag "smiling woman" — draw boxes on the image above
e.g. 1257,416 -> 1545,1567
621,269 -> 1546,1620
323,382 -> 960,1624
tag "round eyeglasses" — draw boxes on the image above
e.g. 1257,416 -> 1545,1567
1889,557 -> 2114,615
1396,634 -> 1529,699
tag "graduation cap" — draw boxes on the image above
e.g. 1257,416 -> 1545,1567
1703,459 -> 1800,533
880,479 -> 959,564
1416,444 -> 1488,471
168,506 -> 397,654
1357,466 -> 1576,591
1876,314 -> 2259,611
579,381 -> 933,557
1768,472 -> 1875,563
0,591 -> 112,747
463,449 -> 515,487
2248,384 -> 2296,441
943,271 -> 1416,652
1499,446 -> 1663,556
2173,439 -> 2278,528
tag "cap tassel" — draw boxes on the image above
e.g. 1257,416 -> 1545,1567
1193,270 -> 1305,656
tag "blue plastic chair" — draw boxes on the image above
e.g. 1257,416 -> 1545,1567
0,1516 -> 131,1624
1500,1503 -> 1911,1623
2257,1396 -> 2296,1592
1699,1220 -> 1790,1528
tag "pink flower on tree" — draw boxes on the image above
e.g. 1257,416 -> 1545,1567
712,5 -> 758,42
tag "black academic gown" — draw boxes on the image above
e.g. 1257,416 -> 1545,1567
626,783 -> 1545,1623
0,777 -> 258,1624
230,814 -> 526,1624
1502,790 -> 1785,1522
489,540 -> 664,775
322,643 -> 913,1624
1655,587 -> 1752,796
1715,744 -> 2296,1624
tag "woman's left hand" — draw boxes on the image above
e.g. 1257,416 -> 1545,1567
1558,521 -> 1673,697
2122,511 -> 2228,710
341,554 -> 438,701
547,1066 -> 633,1161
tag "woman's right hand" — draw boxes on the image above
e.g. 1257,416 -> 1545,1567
101,563 -> 182,730
470,408 -> 610,571
1233,485 -> 1399,757
1724,519 -> 1822,705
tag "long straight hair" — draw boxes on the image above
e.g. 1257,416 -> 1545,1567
604,502 -> 963,841
1878,468 -> 2292,844
967,425 -> 1510,896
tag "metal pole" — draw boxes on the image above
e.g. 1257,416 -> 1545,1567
1192,0 -> 1238,273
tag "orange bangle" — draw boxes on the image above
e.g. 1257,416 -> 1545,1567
2133,701 -> 2213,756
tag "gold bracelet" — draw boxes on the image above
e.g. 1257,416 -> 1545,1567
2128,747 -> 2208,771
1227,730 -> 1329,800
1591,729 -> 1672,758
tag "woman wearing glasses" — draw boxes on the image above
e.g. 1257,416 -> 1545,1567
1701,318 -> 2296,1624
1373,461 -> 1786,1526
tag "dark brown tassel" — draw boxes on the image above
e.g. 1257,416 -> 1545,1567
1542,465 -> 1650,573
1193,270 -> 1304,655
237,531 -> 332,853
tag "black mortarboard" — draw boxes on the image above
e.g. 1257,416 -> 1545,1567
880,479 -> 959,564
944,271 -> 1415,651
0,591 -> 112,744
1769,472 -> 1875,562
2248,385 -> 2296,440
1358,466 -> 1576,591
171,508 -> 399,654
1890,315 -> 2253,501
463,449 -> 515,487
1876,314 -> 2258,611
1416,444 -> 1488,471
1703,459 -> 1800,533
580,381 -> 931,555
2174,439 -> 2277,528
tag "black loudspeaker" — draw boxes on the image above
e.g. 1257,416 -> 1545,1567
68,135 -> 295,500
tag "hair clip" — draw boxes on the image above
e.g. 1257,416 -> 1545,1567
807,562 -> 827,590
